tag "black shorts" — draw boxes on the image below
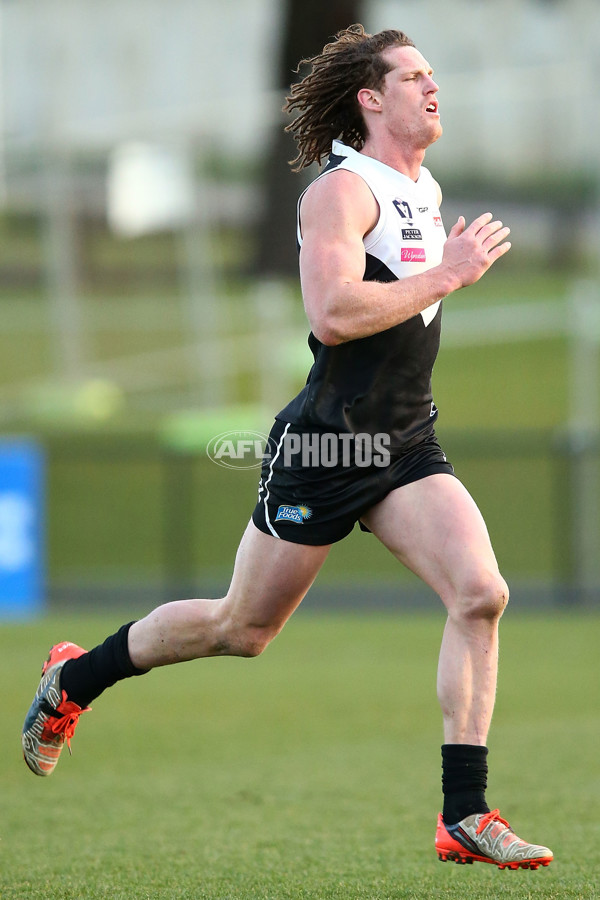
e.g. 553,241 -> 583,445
251,418 -> 455,546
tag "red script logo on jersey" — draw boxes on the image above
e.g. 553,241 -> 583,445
401,248 -> 426,262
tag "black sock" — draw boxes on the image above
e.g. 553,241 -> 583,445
441,743 -> 491,825
60,621 -> 149,708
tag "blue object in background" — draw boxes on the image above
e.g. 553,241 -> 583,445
0,440 -> 45,618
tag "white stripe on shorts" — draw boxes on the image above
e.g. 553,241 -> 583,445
262,421 -> 291,538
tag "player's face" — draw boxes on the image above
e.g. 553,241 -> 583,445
377,45 -> 442,149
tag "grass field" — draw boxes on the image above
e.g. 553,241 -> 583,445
2,609 -> 599,899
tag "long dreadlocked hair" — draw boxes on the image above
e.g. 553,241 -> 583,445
284,24 -> 415,172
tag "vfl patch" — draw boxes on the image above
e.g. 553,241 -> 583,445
393,199 -> 412,219
274,504 -> 312,524
433,216 -> 443,227
402,228 -> 422,240
401,247 -> 426,262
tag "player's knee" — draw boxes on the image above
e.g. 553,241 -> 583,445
210,596 -> 278,657
454,571 -> 509,622
234,625 -> 277,658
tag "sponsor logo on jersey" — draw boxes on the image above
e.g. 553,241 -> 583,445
401,247 -> 426,262
402,228 -> 422,240
274,504 -> 312,524
418,206 -> 429,213
393,199 -> 413,219
433,216 -> 443,227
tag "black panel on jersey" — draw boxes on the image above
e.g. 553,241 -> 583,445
364,253 -> 398,283
279,302 -> 442,449
281,145 -> 443,449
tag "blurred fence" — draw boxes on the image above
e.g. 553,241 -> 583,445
0,279 -> 597,614
38,426 -> 599,612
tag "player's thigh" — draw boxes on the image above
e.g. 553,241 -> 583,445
224,519 -> 331,631
360,473 -> 503,603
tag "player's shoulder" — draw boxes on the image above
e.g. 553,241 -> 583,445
301,168 -> 378,237
302,167 -> 377,217
305,166 -> 372,202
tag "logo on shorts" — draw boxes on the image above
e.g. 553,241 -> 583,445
274,504 -> 312,524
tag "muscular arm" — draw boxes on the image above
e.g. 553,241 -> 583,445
299,169 -> 511,346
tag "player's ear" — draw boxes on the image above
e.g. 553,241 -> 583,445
357,88 -> 382,113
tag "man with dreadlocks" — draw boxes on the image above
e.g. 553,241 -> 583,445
23,25 -> 552,870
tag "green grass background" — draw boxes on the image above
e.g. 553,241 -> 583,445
2,610 -> 599,899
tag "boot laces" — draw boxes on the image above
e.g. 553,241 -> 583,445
49,693 -> 90,753
476,809 -> 510,835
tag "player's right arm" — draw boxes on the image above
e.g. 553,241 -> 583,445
299,169 -> 511,347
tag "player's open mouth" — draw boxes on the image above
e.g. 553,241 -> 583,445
425,101 -> 439,114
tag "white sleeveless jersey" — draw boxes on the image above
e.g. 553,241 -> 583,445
297,139 -> 447,326
279,140 -> 448,448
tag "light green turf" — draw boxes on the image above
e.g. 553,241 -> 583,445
2,610 -> 599,899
